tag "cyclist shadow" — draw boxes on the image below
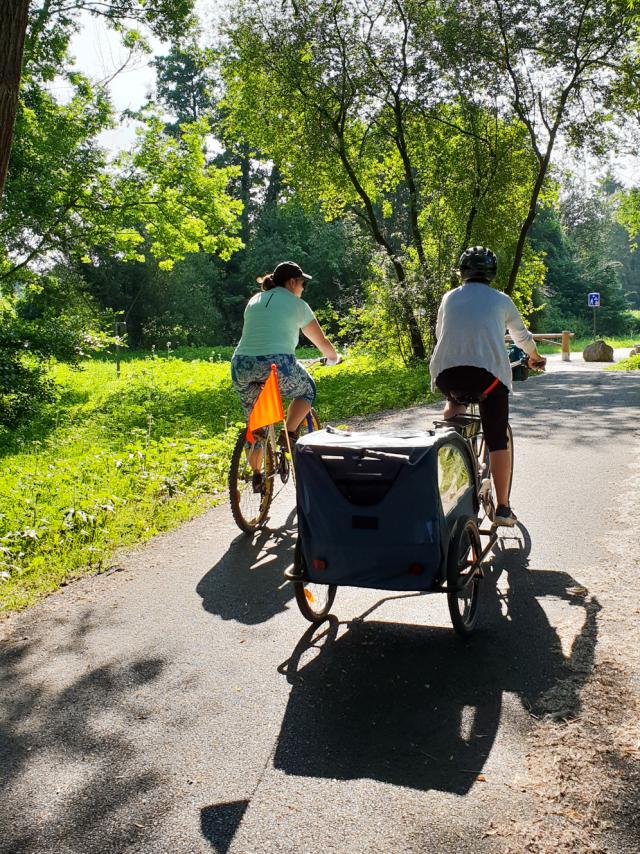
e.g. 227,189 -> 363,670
196,510 -> 298,625
273,524 -> 600,794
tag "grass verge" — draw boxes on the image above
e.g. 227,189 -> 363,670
605,354 -> 640,371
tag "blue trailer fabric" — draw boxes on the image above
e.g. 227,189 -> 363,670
294,428 -> 469,592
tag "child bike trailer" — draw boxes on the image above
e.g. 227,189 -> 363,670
289,427 -> 485,636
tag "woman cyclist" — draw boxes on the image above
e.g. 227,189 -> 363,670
231,261 -> 340,491
429,246 -> 546,526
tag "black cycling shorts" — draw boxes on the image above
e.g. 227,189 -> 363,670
436,366 -> 510,452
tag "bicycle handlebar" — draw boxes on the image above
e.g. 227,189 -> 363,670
301,354 -> 345,369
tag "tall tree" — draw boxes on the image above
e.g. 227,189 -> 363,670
0,0 -> 195,201
154,42 -> 217,128
221,0 -> 542,358
436,0 -> 640,295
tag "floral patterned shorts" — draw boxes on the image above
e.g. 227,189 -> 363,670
231,353 -> 317,418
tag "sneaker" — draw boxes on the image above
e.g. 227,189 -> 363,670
251,471 -> 263,493
495,504 -> 517,527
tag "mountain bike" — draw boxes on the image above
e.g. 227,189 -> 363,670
228,355 -> 340,534
228,407 -> 321,534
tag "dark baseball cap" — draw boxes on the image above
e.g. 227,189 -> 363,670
272,261 -> 312,285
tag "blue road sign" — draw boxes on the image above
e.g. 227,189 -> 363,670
588,292 -> 601,307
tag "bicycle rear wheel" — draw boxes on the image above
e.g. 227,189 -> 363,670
229,428 -> 275,533
292,540 -> 336,622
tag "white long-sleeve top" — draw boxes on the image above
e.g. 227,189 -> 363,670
429,281 -> 536,392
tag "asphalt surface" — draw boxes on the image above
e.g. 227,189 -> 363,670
1,351 -> 639,854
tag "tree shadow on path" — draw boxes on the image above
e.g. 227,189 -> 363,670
0,609 -> 167,854
510,369 -> 640,444
274,524 -> 600,795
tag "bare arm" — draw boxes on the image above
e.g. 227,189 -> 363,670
505,298 -> 546,370
301,318 -> 338,361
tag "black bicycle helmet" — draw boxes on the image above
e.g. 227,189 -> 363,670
458,246 -> 497,282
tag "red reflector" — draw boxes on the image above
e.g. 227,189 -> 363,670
312,558 -> 327,571
409,563 -> 423,575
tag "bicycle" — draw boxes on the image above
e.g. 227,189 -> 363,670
433,346 -> 531,526
228,408 -> 321,534
228,356 -> 336,534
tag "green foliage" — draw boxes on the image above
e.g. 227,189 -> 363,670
220,0 -> 544,355
530,186 -> 634,336
2,39 -> 244,427
0,348 -> 436,611
153,41 -> 218,127
312,355 -> 434,420
112,115 -> 244,269
618,188 -> 640,237
0,270 -> 111,427
605,353 -> 640,371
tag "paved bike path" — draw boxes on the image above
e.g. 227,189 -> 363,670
1,355 -> 639,853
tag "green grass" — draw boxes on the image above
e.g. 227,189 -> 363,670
0,350 -> 435,613
605,354 -> 640,371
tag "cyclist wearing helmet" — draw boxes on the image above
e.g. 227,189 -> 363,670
429,246 -> 546,526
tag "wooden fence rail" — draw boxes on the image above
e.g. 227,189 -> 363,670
506,331 -> 574,361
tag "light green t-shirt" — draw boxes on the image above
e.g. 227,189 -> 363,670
233,287 -> 316,357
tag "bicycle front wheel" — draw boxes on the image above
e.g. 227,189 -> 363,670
447,516 -> 483,637
229,428 -> 275,533
475,422 -> 514,518
292,540 -> 336,622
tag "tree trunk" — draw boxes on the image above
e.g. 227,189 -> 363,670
505,136 -> 556,297
238,143 -> 251,245
0,0 -> 30,203
336,138 -> 425,360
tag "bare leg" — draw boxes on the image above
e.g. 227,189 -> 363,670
490,449 -> 511,507
285,397 -> 312,433
443,400 -> 467,419
248,400 -> 312,473
247,445 -> 263,472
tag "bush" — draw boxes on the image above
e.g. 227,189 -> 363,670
0,270 -> 110,429
623,310 -> 640,337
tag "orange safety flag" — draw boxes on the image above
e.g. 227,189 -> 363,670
246,363 -> 285,443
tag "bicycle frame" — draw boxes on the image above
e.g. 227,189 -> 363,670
228,407 -> 320,534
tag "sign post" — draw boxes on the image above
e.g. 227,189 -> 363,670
587,293 -> 600,340
114,317 -> 127,378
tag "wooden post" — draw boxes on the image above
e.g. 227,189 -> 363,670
115,320 -> 121,378
561,330 -> 571,361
